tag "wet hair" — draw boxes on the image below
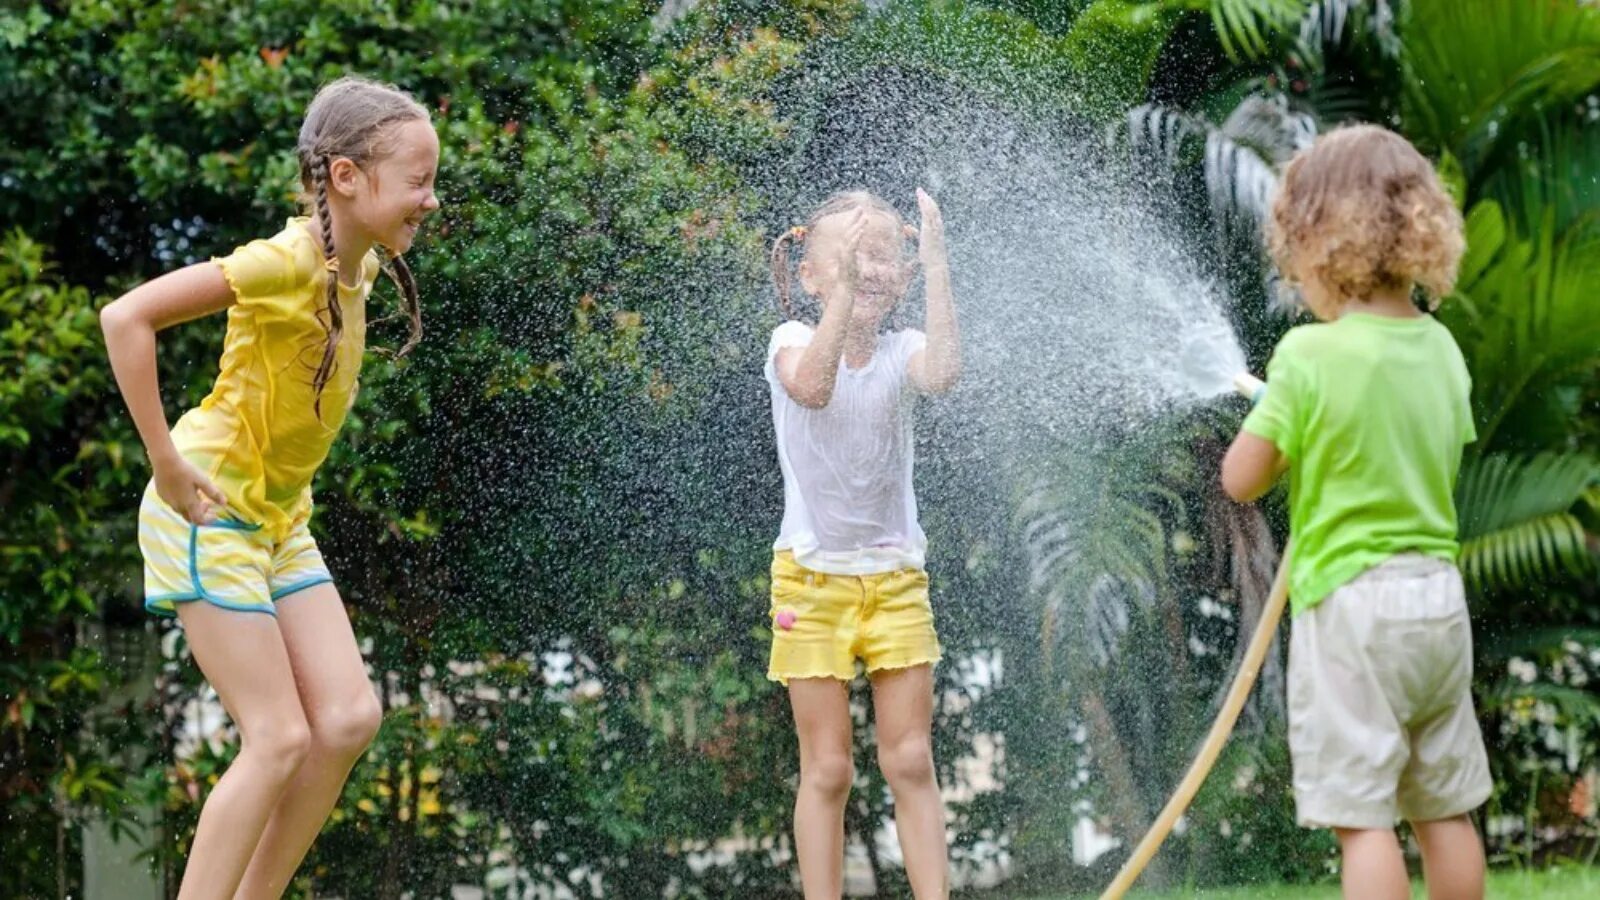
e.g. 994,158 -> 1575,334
769,190 -> 917,320
297,75 -> 430,417
1268,125 -> 1463,310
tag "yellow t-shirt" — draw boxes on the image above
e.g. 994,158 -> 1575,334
171,218 -> 378,540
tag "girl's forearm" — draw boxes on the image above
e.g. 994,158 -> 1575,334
791,296 -> 853,405
920,263 -> 961,388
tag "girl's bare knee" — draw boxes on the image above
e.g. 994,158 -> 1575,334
245,717 -> 313,784
801,753 -> 854,800
312,689 -> 383,758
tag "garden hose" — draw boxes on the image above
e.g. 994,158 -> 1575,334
1098,373 -> 1288,900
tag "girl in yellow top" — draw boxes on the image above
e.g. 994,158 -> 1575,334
101,76 -> 440,899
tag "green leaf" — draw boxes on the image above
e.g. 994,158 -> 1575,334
1456,452 -> 1600,594
1206,0 -> 1307,61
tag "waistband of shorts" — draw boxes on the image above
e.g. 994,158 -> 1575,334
1358,553 -> 1456,582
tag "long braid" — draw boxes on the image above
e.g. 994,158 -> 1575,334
295,76 -> 432,415
384,253 -> 422,357
310,155 -> 344,420
770,227 -> 803,319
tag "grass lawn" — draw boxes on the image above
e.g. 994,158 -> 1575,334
1037,865 -> 1600,898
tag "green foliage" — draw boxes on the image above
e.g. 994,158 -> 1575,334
1399,0 -> 1600,187
1063,1 -> 1185,118
0,229 -> 150,898
1456,453 -> 1600,595
1441,200 -> 1600,455
839,0 -> 1086,116
1201,0 -> 1307,62
1187,737 -> 1338,887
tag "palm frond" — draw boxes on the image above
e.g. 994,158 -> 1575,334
1296,0 -> 1355,47
1018,454 -> 1179,671
1478,627 -> 1600,664
1295,0 -> 1398,52
1209,0 -> 1309,61
1478,111 -> 1600,237
1126,93 -> 1314,231
1205,94 -> 1316,225
1479,680 -> 1600,728
1400,0 -> 1600,178
1441,202 -> 1600,453
1455,452 -> 1600,594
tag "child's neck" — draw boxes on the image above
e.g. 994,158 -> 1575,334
308,212 -> 373,290
1341,285 -> 1420,319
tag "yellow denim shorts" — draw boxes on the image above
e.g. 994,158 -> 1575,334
138,481 -> 332,618
767,551 -> 942,685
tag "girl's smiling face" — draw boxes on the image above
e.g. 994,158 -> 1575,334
349,118 -> 441,255
800,207 -> 914,330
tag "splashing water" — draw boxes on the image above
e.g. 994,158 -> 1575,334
766,66 -> 1262,884
777,69 -> 1250,457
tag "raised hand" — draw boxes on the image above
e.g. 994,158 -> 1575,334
829,208 -> 869,306
915,188 -> 946,272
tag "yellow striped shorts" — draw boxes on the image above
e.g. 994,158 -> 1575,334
138,481 -> 332,617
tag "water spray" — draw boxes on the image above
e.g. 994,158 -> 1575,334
1098,373 -> 1291,900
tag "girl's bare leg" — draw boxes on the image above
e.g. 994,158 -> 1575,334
871,664 -> 948,899
789,678 -> 855,900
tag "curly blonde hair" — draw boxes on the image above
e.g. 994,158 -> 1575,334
1268,125 -> 1463,310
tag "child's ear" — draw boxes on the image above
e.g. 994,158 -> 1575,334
328,157 -> 363,198
797,257 -> 819,297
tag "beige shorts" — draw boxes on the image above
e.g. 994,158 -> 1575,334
1289,554 -> 1492,829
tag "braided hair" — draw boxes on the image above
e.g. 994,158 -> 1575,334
296,75 -> 429,418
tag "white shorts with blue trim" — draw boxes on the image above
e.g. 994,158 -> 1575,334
138,481 -> 333,617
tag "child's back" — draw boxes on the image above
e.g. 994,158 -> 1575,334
1245,313 -> 1475,613
1221,124 -> 1491,900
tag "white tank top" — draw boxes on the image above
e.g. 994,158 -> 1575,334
765,321 -> 927,575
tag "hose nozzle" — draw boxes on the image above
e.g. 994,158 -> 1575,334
1234,372 -> 1267,406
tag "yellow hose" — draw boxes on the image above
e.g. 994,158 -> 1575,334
1096,542 -> 1293,898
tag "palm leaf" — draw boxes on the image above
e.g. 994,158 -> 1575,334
1018,452 -> 1179,671
1479,680 -> 1600,729
1204,93 -> 1316,226
1400,0 -> 1600,180
1126,93 -> 1315,231
1441,201 -> 1600,452
1477,627 -> 1600,664
1295,0 -> 1395,51
1207,0 -> 1309,61
1455,452 -> 1600,594
1478,110 -> 1600,237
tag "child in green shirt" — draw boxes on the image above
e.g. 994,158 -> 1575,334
1222,125 -> 1490,900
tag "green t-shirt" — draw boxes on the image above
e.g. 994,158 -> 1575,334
1242,312 -> 1476,614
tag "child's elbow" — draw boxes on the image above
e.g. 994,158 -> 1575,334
927,366 -> 961,395
914,359 -> 961,395
1219,454 -> 1267,504
789,385 -> 832,409
1220,469 -> 1255,504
